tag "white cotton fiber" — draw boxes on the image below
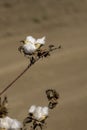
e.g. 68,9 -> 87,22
36,36 -> 46,45
23,43 -> 36,54
42,107 -> 48,117
34,106 -> 42,120
11,119 -> 22,129
26,36 -> 36,44
0,116 -> 22,129
28,105 -> 36,114
28,105 -> 49,121
0,117 -> 11,129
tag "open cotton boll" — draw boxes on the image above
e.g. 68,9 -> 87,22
25,36 -> 36,44
34,106 -> 43,120
36,36 -> 46,45
28,105 -> 36,114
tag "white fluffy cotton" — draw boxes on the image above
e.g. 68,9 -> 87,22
0,117 -> 11,129
23,43 -> 36,54
28,105 -> 49,121
22,36 -> 46,54
36,37 -> 46,45
10,119 -> 22,129
28,105 -> 36,114
41,107 -> 48,117
25,36 -> 36,44
34,106 -> 42,120
25,36 -> 46,45
0,116 -> 22,130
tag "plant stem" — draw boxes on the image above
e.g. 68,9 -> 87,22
0,46 -> 61,96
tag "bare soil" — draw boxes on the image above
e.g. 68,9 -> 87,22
0,0 -> 87,130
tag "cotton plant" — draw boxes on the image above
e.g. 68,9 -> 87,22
0,97 -> 22,130
0,36 -> 61,130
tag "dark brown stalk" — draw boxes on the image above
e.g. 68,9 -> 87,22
0,45 -> 61,96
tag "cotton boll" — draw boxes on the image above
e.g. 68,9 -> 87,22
36,37 -> 46,45
20,36 -> 46,55
28,105 -> 36,114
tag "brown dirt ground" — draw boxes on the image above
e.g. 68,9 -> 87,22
0,0 -> 87,130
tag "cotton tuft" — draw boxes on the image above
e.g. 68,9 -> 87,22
25,36 -> 36,44
42,107 -> 48,117
0,116 -> 22,129
36,36 -> 46,44
28,105 -> 36,114
34,106 -> 42,120
22,36 -> 46,54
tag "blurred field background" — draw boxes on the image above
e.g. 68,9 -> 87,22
0,0 -> 87,130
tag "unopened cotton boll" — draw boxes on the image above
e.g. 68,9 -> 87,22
28,105 -> 36,114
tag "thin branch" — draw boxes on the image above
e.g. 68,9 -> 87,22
0,45 -> 61,96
